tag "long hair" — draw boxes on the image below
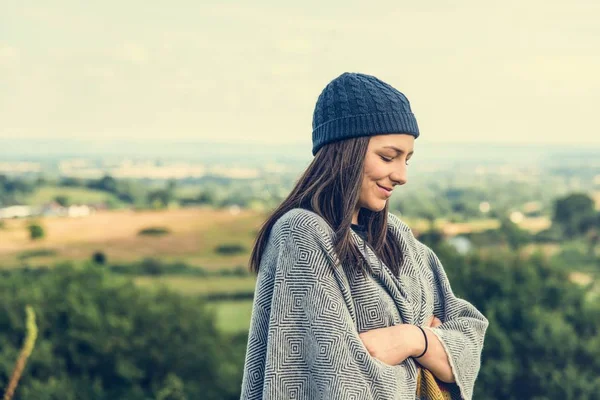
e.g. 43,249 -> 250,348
248,136 -> 404,277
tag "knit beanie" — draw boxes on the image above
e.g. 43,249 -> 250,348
311,72 -> 420,156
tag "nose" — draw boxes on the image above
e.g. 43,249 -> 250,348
390,165 -> 408,186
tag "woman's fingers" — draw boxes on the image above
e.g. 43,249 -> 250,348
427,315 -> 435,326
426,315 -> 442,328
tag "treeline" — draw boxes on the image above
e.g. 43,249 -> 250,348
0,174 -> 286,211
0,264 -> 245,400
436,243 -> 600,398
4,173 -> 598,222
1,245 -> 599,399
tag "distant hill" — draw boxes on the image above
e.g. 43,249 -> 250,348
1,138 -> 599,169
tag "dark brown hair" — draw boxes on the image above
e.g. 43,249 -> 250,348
248,136 -> 404,277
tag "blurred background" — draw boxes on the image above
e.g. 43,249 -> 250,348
1,1 -> 599,399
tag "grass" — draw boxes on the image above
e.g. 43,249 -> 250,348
25,186 -> 122,206
133,275 -> 256,296
403,217 -> 501,235
17,248 -> 58,260
206,300 -> 253,334
403,216 -> 551,235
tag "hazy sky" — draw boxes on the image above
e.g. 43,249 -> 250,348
2,1 -> 599,146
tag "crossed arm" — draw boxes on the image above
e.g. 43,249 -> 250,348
359,315 -> 455,383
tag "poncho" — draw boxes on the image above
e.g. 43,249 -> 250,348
240,208 -> 489,399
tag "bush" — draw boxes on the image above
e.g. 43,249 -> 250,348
17,249 -> 58,260
137,227 -> 171,236
216,265 -> 250,277
533,224 -> 564,243
108,259 -> 208,277
92,251 -> 107,265
27,223 -> 45,241
214,243 -> 246,256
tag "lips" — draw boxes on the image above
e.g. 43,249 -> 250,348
377,184 -> 392,192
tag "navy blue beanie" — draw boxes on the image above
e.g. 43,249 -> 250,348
311,72 -> 420,156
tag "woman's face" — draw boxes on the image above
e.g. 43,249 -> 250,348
353,134 -> 415,223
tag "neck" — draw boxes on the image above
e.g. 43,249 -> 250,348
352,208 -> 360,225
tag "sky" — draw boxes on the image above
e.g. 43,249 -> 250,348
1,1 -> 599,147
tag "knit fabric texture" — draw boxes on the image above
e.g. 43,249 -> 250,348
312,72 -> 420,156
240,208 -> 489,399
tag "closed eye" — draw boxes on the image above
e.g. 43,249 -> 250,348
381,155 -> 411,166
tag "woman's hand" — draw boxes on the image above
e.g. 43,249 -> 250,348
427,315 -> 443,328
358,315 -> 443,366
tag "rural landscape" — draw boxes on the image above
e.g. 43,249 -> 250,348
4,0 -> 600,398
0,139 -> 599,399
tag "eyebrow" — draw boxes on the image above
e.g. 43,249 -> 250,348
383,146 -> 414,156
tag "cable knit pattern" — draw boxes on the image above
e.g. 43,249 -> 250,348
361,77 -> 388,113
312,91 -> 326,130
336,77 -> 352,118
311,72 -> 420,156
349,75 -> 370,114
240,208 -> 489,400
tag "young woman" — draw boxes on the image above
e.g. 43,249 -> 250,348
240,72 -> 488,400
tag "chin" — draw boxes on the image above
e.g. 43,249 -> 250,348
366,200 -> 387,212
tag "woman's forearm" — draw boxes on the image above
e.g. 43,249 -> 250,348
409,325 -> 455,383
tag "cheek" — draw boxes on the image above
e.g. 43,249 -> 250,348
360,169 -> 383,198
363,162 -> 388,181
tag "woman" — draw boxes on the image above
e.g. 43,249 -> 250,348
240,72 -> 488,400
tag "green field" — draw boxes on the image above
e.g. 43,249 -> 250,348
25,186 -> 124,206
133,275 -> 256,296
134,275 -> 256,333
207,300 -> 254,333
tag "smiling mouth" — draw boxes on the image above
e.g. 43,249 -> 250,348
377,184 -> 392,192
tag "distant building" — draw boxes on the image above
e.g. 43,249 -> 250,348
40,202 -> 67,217
67,205 -> 95,217
40,202 -> 97,218
1,202 -> 99,219
0,205 -> 34,219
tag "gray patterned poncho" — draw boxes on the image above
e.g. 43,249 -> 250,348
240,208 -> 488,399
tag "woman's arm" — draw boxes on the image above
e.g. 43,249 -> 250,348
410,324 -> 455,383
359,317 -> 455,383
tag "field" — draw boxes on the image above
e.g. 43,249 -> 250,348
0,206 -> 264,333
0,206 -> 264,270
25,186 -> 123,206
134,275 -> 256,296
206,300 -> 254,333
0,206 -> 579,333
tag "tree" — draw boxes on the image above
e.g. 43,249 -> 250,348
88,175 -> 118,193
553,193 -> 596,238
431,244 -> 600,399
91,251 -> 107,265
0,265 -> 244,400
498,217 -> 530,250
54,195 -> 69,207
147,190 -> 172,209
155,374 -> 187,400
27,223 -> 44,241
